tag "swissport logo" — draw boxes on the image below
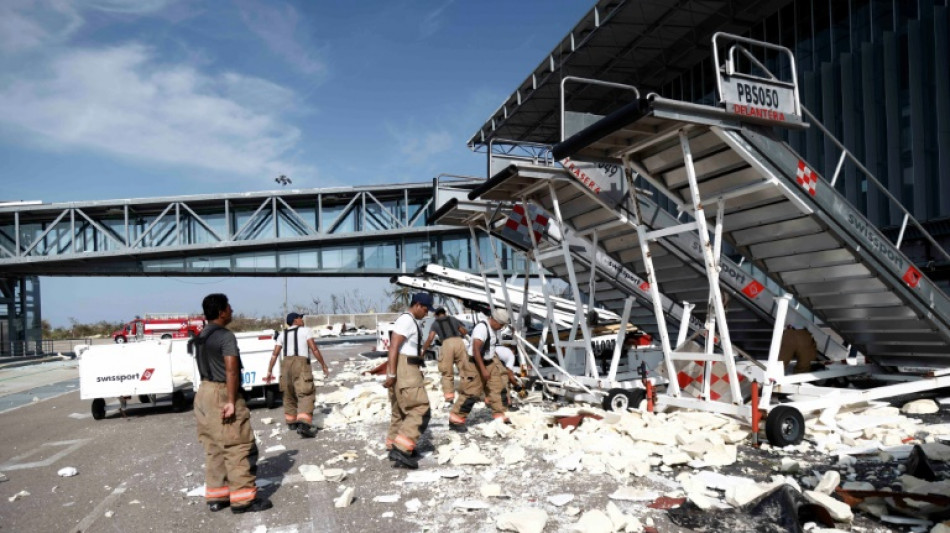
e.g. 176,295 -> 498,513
95,368 -> 156,383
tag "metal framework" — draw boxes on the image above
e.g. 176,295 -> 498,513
541,33 -> 950,444
0,180 -> 521,277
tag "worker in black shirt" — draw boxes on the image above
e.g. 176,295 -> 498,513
421,308 -> 468,408
191,293 -> 272,514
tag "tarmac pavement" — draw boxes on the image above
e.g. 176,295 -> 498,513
1,342 -> 946,532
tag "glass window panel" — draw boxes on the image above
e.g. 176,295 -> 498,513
321,246 -> 358,271
363,240 -> 398,270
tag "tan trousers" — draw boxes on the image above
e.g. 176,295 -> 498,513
385,355 -> 431,453
779,329 -> 818,374
437,337 -> 467,401
449,358 -> 507,424
195,382 -> 257,507
280,356 -> 315,424
484,359 -> 508,420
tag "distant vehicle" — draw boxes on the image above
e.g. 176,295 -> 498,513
112,313 -> 206,344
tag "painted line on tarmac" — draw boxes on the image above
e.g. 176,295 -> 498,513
68,481 -> 127,533
0,438 -> 91,471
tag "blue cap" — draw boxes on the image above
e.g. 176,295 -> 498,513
410,293 -> 434,310
286,312 -> 304,325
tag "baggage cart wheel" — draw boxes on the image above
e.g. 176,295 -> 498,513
171,390 -> 187,412
602,388 -> 645,412
161,334 -> 172,340
765,405 -> 805,447
91,398 -> 106,420
138,394 -> 151,404
264,386 -> 279,409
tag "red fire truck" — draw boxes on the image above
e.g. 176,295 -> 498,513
112,313 -> 206,343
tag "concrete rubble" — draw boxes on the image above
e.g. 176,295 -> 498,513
56,467 -> 78,477
333,486 -> 355,508
288,357 -> 950,531
495,507 -> 548,533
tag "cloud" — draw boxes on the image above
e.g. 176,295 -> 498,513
84,0 -> 177,14
395,128 -> 453,166
236,0 -> 327,77
419,0 -> 455,39
0,0 -> 83,53
0,43 -> 312,179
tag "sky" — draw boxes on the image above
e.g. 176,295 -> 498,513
0,0 -> 590,327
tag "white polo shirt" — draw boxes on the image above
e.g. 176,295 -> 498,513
470,321 -> 499,361
392,313 -> 424,357
496,346 -> 518,372
277,325 -> 312,358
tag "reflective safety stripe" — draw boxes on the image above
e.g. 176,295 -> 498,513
444,392 -> 456,400
230,487 -> 257,503
394,434 -> 416,452
206,486 -> 230,498
296,413 -> 312,423
448,412 -> 466,425
284,414 -> 297,422
385,438 -> 394,449
491,413 -> 508,420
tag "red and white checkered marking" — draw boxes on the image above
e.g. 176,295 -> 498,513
505,204 -> 549,244
675,360 -> 747,402
796,160 -> 818,196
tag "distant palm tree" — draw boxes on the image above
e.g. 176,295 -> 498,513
385,285 -> 413,312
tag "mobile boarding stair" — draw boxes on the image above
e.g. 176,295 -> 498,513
434,169 -> 851,411
544,33 -> 950,445
465,158 -> 857,417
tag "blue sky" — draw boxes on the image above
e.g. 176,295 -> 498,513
0,0 -> 589,327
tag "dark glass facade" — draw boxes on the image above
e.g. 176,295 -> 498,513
657,0 -> 950,290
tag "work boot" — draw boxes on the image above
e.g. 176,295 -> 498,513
388,448 -> 419,469
231,498 -> 273,514
296,422 -> 317,439
287,422 -> 299,431
448,423 -> 468,433
207,501 -> 229,512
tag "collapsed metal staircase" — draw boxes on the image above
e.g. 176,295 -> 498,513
453,33 -> 950,443
550,37 -> 950,372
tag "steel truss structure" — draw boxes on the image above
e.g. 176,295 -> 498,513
0,178 -> 522,277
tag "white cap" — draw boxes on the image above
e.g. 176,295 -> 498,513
491,308 -> 510,325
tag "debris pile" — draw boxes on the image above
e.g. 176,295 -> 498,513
296,358 -> 950,531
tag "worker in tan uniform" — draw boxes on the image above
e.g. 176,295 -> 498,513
383,292 -> 433,469
264,313 -> 329,439
421,308 -> 468,408
190,293 -> 272,514
495,345 -> 523,412
778,326 -> 818,374
448,309 -> 510,431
